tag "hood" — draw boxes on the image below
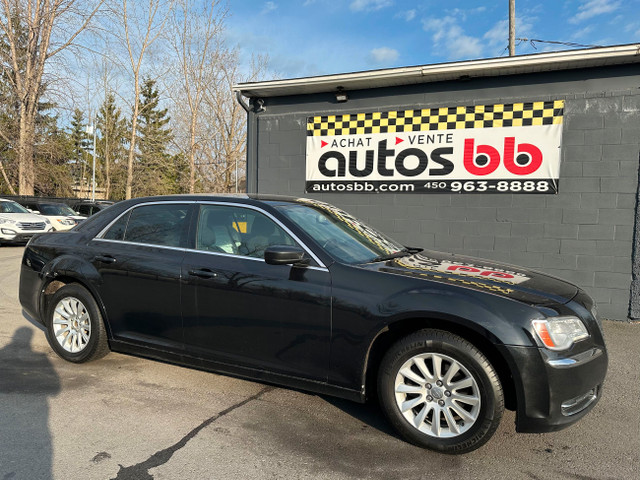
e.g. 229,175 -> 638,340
0,212 -> 48,224
43,215 -> 83,221
361,250 -> 578,306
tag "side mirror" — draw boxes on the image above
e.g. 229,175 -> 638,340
264,245 -> 309,266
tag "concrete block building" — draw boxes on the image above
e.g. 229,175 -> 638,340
234,44 -> 640,320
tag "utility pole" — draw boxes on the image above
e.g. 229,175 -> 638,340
86,119 -> 97,202
509,0 -> 516,56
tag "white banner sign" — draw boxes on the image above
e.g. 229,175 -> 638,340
305,101 -> 564,194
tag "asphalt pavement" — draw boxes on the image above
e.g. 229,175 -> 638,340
0,245 -> 638,480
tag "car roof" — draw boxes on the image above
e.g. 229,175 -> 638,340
121,193 -> 314,205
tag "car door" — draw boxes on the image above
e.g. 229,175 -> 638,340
88,202 -> 194,350
181,203 -> 331,381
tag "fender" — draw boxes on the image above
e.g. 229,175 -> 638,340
375,285 -> 541,346
328,268 -> 542,391
38,255 -> 112,336
353,289 -> 538,406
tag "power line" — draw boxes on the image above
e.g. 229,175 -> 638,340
499,38 -> 601,57
515,38 -> 602,50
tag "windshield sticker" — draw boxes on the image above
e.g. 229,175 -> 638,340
306,101 -> 563,194
396,254 -> 530,285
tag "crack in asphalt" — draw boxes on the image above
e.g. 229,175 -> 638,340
110,386 -> 274,480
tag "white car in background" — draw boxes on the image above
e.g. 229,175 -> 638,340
23,201 -> 86,231
0,198 -> 54,244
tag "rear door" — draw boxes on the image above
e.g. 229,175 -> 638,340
89,202 -> 194,351
181,203 -> 332,381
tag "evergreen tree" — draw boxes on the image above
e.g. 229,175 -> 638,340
135,77 -> 178,196
97,93 -> 129,200
36,118 -> 75,196
69,108 -> 91,192
0,12 -> 27,194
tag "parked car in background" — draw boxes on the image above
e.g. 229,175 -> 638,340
0,198 -> 53,244
71,200 -> 115,217
18,195 -> 608,453
23,201 -> 86,231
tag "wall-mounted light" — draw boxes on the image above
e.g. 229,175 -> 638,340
254,98 -> 266,113
335,87 -> 348,103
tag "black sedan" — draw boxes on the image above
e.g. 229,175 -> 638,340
18,195 -> 607,454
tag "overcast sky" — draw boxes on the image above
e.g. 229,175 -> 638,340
225,0 -> 640,79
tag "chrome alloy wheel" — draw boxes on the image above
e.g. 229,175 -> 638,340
52,296 -> 92,353
394,353 -> 481,438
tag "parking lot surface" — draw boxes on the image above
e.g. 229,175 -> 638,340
0,245 -> 638,479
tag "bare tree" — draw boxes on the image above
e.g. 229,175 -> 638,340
0,0 -> 104,195
199,53 -> 267,193
0,160 -> 15,194
115,0 -> 174,199
168,0 -> 225,193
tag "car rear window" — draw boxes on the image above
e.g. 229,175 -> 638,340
102,204 -> 190,248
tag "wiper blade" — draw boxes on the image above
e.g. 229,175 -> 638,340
370,249 -> 412,263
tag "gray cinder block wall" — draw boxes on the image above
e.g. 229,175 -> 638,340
247,66 -> 640,320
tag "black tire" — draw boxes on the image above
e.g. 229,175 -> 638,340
377,329 -> 504,454
45,283 -> 110,363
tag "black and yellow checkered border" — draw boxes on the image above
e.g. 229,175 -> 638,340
307,100 -> 564,137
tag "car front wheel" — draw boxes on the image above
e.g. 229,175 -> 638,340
46,284 -> 110,363
377,329 -> 504,454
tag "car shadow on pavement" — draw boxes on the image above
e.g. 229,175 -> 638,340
321,394 -> 403,441
0,327 -> 60,480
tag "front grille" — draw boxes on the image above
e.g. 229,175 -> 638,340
18,222 -> 46,231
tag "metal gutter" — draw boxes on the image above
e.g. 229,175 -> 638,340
234,43 -> 640,98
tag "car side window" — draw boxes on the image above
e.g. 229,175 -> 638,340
196,205 -> 297,259
103,211 -> 131,240
122,204 -> 190,247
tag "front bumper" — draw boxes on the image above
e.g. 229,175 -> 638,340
500,342 -> 608,433
0,231 -> 46,244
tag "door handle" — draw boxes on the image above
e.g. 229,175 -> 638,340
94,255 -> 116,264
188,269 -> 218,279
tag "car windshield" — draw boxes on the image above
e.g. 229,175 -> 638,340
0,201 -> 30,214
40,204 -> 75,216
275,199 -> 407,264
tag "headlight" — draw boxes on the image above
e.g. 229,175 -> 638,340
532,317 -> 589,351
43,218 -> 51,224
0,218 -> 16,224
58,218 -> 75,226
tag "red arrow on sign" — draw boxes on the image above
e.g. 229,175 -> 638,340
395,137 -> 404,145
321,140 -> 328,148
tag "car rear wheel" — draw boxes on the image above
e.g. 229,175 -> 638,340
377,329 -> 504,454
46,284 -> 109,363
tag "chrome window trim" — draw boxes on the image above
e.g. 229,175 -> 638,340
93,238 -> 328,272
93,237 -> 189,253
93,200 -> 327,269
182,247 -> 328,272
